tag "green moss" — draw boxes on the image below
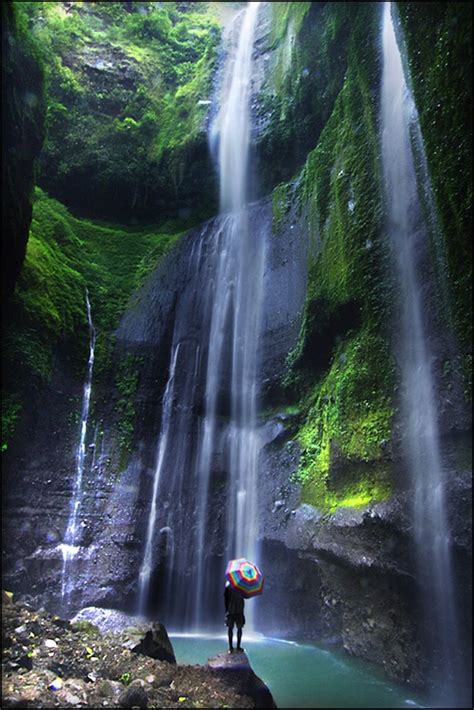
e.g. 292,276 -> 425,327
152,44 -> 217,156
1,394 -> 22,453
270,1 -> 311,50
115,353 -> 143,461
257,2 -> 358,191
302,474 -> 393,515
272,182 -> 291,234
70,620 -> 100,636
294,327 -> 395,509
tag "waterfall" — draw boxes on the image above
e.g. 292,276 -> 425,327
61,287 -> 96,607
136,1 -> 264,631
194,0 -> 263,631
137,342 -> 181,612
380,3 -> 463,705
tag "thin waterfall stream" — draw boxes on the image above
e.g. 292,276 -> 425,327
60,287 -> 96,608
137,2 -> 264,631
380,3 -> 463,705
137,342 -> 181,612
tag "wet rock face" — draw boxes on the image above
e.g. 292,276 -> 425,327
117,196 -> 308,402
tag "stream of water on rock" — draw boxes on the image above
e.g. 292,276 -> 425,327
137,2 -> 264,631
380,3 -> 464,706
60,287 -> 96,608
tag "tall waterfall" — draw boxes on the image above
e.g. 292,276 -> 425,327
380,3 -> 462,705
61,287 -> 96,606
195,0 -> 263,630
137,1 -> 264,630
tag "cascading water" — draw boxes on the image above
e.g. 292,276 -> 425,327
137,1 -> 264,631
60,287 -> 96,607
380,3 -> 464,705
195,0 -> 263,631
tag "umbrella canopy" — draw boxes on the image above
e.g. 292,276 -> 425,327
225,558 -> 264,598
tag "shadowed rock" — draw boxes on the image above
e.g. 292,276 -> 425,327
126,623 -> 176,665
207,652 -> 276,708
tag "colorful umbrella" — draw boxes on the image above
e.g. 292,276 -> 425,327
225,558 -> 264,598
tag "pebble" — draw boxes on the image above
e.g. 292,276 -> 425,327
98,680 -> 115,697
14,625 -> 27,634
65,693 -> 81,705
44,639 -> 58,648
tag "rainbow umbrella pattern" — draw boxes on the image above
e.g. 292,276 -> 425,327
225,558 -> 264,598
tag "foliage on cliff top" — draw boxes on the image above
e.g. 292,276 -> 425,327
2,189 -> 180,451
14,1 -> 221,222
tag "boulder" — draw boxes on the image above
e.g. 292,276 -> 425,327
207,652 -> 276,708
118,680 -> 148,708
72,606 -> 176,664
72,607 -> 142,634
125,622 -> 176,665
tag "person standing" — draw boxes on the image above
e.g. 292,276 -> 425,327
224,580 -> 245,653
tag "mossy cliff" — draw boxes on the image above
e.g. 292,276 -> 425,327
254,4 -> 471,685
2,0 -> 223,452
261,1 -> 471,513
263,3 -> 395,512
2,1 -> 46,298
255,2 -> 359,194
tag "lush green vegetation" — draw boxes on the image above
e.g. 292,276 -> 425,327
271,3 -> 396,511
15,1 -> 221,222
2,188 -> 180,451
294,327 -> 394,512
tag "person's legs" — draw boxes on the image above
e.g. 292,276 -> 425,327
236,627 -> 243,650
228,626 -> 233,651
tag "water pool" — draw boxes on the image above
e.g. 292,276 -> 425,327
170,634 -> 424,709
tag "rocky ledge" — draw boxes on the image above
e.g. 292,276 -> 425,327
2,594 -> 276,708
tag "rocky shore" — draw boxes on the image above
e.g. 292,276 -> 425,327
1,593 -> 276,709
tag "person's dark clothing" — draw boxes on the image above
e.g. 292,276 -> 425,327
225,584 -> 245,629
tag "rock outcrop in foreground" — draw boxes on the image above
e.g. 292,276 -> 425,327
2,595 -> 276,708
